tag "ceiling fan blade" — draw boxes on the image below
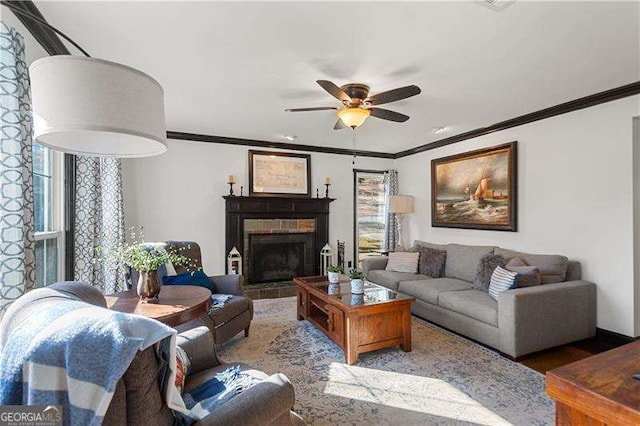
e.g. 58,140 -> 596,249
316,80 -> 351,103
334,119 -> 347,130
368,107 -> 410,122
365,85 -> 421,106
285,107 -> 339,112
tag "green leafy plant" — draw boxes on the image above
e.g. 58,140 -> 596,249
99,227 -> 200,273
327,264 -> 343,273
348,268 -> 364,280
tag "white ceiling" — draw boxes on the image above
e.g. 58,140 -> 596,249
16,1 -> 640,153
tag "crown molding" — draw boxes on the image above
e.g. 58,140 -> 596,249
395,80 -> 640,158
166,132 -> 395,159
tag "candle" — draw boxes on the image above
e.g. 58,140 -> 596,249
227,174 -> 235,184
324,176 -> 331,185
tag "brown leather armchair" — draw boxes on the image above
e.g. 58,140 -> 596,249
0,282 -> 297,425
129,241 -> 254,345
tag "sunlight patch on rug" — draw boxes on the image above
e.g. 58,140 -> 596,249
325,363 -> 511,425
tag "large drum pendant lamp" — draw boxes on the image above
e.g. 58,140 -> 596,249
29,55 -> 167,157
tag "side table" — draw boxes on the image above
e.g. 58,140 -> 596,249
105,285 -> 211,327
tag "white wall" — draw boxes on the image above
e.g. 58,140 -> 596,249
122,142 -> 393,275
396,96 -> 640,336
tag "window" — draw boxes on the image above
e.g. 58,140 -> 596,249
32,143 -> 64,287
353,170 -> 388,263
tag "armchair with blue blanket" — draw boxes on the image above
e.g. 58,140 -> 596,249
0,282 -> 299,425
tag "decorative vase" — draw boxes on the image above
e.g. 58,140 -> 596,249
328,271 -> 340,284
350,278 -> 364,294
137,270 -> 160,303
328,283 -> 340,295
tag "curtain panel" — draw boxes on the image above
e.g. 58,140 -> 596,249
74,156 -> 125,294
384,169 -> 399,251
0,23 -> 36,314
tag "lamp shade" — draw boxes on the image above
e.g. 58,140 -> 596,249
337,107 -> 370,128
29,56 -> 167,157
389,195 -> 414,214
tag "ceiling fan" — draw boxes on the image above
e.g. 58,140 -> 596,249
285,80 -> 421,130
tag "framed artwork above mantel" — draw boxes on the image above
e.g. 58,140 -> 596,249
431,141 -> 517,231
248,150 -> 312,197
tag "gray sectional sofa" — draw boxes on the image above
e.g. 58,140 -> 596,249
362,241 -> 597,359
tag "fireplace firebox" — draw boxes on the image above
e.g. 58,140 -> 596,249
249,232 -> 315,283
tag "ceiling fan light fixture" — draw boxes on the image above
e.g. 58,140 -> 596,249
337,107 -> 370,128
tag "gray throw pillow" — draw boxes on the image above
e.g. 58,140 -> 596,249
417,247 -> 447,278
474,254 -> 506,292
506,257 -> 541,287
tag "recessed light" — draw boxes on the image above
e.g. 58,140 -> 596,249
476,0 -> 515,12
283,135 -> 297,141
432,127 -> 447,134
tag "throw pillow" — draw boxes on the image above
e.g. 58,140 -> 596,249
474,254 -> 506,292
175,345 -> 191,394
163,270 -> 214,291
506,258 -> 541,287
416,246 -> 447,278
385,252 -> 419,274
488,266 -> 518,301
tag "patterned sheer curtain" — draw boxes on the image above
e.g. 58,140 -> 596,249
384,169 -> 399,251
73,156 -> 125,294
0,23 -> 36,315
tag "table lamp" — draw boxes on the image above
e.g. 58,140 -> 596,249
389,195 -> 414,249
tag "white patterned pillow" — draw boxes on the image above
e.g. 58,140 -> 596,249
488,266 -> 518,300
385,252 -> 419,274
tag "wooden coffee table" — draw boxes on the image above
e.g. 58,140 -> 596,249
294,276 -> 414,364
105,285 -> 211,327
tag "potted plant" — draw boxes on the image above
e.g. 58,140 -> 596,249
327,264 -> 342,284
104,227 -> 198,303
349,268 -> 365,294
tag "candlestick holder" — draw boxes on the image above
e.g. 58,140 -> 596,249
228,182 -> 235,196
316,188 -> 319,198
240,186 -> 244,197
324,183 -> 331,198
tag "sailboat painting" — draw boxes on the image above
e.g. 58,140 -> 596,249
431,142 -> 517,231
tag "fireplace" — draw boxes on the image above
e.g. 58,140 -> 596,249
224,196 -> 334,283
249,232 -> 315,283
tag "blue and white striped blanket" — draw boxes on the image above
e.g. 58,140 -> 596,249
0,297 -> 258,425
0,299 -> 175,425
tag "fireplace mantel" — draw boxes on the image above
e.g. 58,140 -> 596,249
223,196 -> 335,276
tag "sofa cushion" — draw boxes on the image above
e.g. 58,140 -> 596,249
398,278 -> 472,305
209,296 -> 251,326
488,266 -> 518,301
385,252 -> 419,273
445,244 -> 496,283
494,248 -> 568,283
367,270 -> 430,291
473,254 -> 506,292
506,257 -> 541,287
438,289 -> 498,326
413,240 -> 447,251
416,246 -> 447,278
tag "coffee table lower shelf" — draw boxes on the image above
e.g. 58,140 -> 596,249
295,276 -> 414,365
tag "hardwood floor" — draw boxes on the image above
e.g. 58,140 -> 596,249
521,346 -> 595,374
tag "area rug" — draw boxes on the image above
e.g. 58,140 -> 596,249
218,297 -> 554,425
